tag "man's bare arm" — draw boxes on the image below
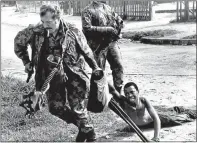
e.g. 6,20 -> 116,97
143,97 -> 161,141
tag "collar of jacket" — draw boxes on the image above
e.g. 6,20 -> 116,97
56,19 -> 69,38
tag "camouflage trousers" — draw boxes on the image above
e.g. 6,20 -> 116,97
93,41 -> 124,91
45,67 -> 94,134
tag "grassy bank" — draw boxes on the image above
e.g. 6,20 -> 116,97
122,29 -> 179,41
1,75 -> 125,142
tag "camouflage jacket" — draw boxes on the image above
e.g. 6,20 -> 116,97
14,19 -> 99,90
82,1 -> 123,50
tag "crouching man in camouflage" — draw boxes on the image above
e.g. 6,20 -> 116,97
14,4 -> 101,142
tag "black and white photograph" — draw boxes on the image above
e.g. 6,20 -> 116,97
1,0 -> 196,142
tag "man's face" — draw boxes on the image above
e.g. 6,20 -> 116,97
41,11 -> 59,34
124,86 -> 139,103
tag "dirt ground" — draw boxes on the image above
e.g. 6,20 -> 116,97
1,5 -> 196,142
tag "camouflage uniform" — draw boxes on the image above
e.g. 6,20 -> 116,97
82,1 -> 124,91
14,19 -> 98,140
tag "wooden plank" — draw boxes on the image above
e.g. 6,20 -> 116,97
138,1 -> 140,18
123,1 -> 125,18
145,1 -> 148,20
185,0 -> 189,21
129,0 -> 131,17
118,0 -> 120,16
136,1 -> 138,19
123,0 -> 125,17
193,0 -> 195,19
128,0 -> 130,17
149,1 -> 152,20
131,0 -> 133,17
135,1 -> 137,17
177,1 -> 179,21
125,0 -> 127,17
139,1 -> 141,19
180,0 -> 182,21
141,1 -> 143,19
141,1 -> 143,18
142,1 -> 144,20
132,1 -> 134,17
138,1 -> 140,19
146,1 -> 148,20
144,1 -> 147,20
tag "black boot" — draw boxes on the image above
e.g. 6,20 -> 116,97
86,129 -> 97,142
76,128 -> 96,142
76,130 -> 86,142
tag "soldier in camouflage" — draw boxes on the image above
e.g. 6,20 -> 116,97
82,1 -> 124,93
14,4 -> 101,142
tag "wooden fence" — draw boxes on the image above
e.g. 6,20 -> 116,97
109,0 -> 153,20
72,0 -> 153,20
13,0 -> 196,22
11,0 -> 153,20
176,0 -> 196,21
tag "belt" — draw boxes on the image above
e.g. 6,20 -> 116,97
48,46 -> 62,56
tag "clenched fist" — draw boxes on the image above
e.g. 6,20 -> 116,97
25,62 -> 34,74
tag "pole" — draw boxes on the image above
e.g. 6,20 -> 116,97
108,98 -> 149,142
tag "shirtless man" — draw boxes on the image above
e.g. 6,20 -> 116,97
118,82 -> 196,142
119,82 -> 160,142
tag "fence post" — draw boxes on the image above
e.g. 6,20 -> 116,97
123,0 -> 126,19
177,1 -> 179,21
35,1 -> 36,13
180,0 -> 182,21
184,0 -> 189,21
149,1 -> 153,20
193,0 -> 195,19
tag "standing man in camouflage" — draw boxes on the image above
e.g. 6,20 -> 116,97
14,4 -> 101,142
82,1 -> 124,93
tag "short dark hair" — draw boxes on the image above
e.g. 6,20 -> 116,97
97,1 -> 107,4
40,5 -> 61,20
124,82 -> 139,92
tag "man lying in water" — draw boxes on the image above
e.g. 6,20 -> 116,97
114,82 -> 197,142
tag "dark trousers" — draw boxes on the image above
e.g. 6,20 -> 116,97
94,41 -> 124,92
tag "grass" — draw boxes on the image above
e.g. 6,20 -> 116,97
182,34 -> 196,39
122,29 -> 179,41
1,75 -> 127,142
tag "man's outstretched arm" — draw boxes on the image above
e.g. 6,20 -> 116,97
144,97 -> 161,142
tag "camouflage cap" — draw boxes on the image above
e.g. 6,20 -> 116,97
40,4 -> 61,19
